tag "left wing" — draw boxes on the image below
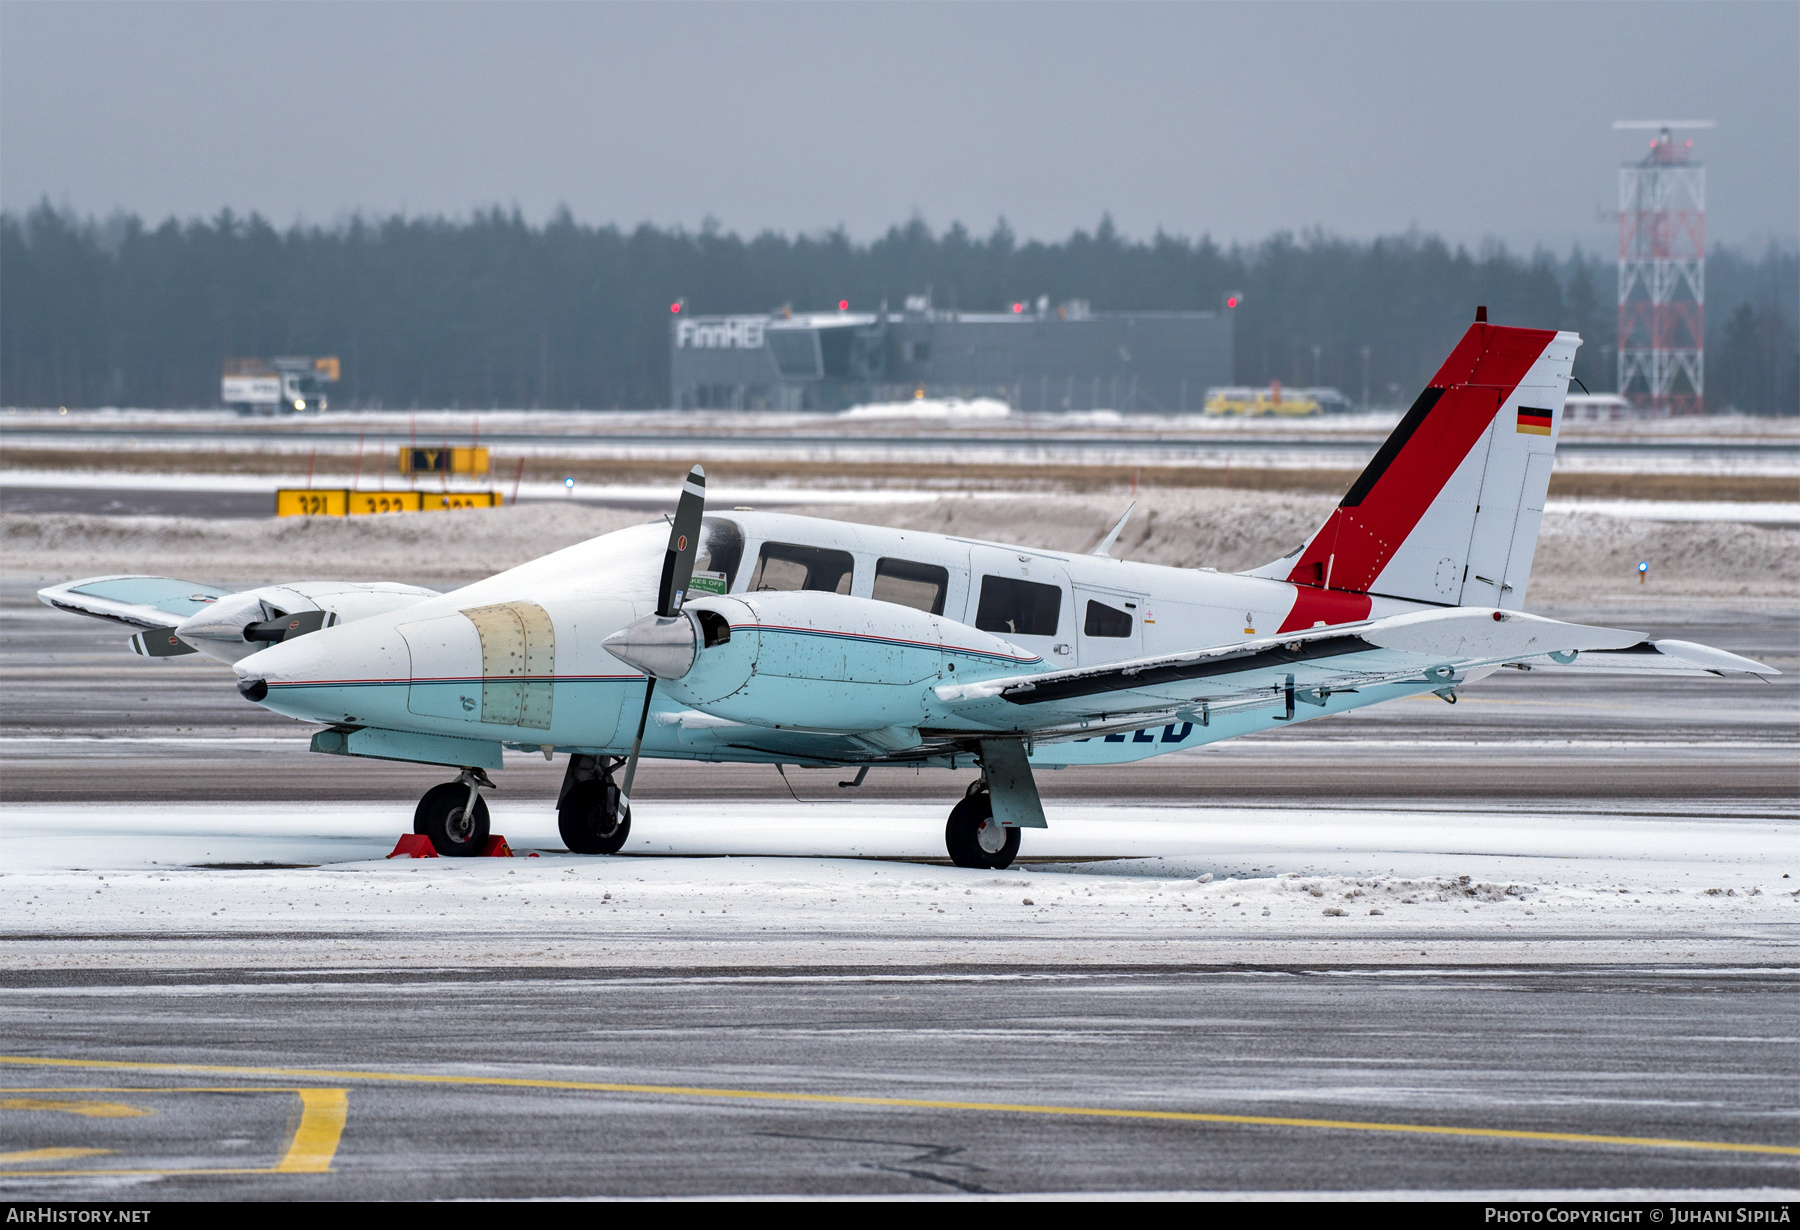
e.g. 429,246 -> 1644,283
929,607 -> 1769,740
37,575 -> 235,631
39,575 -> 441,662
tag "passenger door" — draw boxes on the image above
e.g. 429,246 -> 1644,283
964,546 -> 1075,664
1072,584 -> 1146,667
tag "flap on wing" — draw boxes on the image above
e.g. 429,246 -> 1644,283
1507,638 -> 1778,677
37,575 -> 235,630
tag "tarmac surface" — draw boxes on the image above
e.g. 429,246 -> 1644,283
2,965 -> 1796,1198
3,579 -> 1795,1198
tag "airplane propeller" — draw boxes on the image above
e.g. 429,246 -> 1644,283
616,464 -> 707,818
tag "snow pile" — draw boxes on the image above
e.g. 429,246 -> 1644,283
839,397 -> 1011,421
5,489 -> 1796,599
2,801 -> 1792,970
1,502 -> 656,586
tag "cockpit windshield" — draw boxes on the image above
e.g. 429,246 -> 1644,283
694,517 -> 745,591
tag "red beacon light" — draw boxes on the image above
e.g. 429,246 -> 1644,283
1226,296 -> 1240,309
1011,302 -> 1024,313
670,303 -> 681,314
838,299 -> 849,311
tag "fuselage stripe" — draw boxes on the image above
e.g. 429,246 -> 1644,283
739,623 -> 1042,663
267,673 -> 645,688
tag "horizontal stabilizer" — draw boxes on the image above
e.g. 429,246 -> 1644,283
1359,608 -> 1643,659
1507,638 -> 1777,677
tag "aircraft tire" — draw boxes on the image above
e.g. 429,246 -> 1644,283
945,791 -> 1019,870
415,781 -> 491,857
558,779 -> 631,854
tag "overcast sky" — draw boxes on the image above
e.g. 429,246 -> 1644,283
3,1 -> 1794,254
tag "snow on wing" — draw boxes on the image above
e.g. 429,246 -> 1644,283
36,575 -> 235,630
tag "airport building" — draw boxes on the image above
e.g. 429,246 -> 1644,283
670,299 -> 1232,412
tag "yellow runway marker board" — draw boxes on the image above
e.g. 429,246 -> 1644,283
274,489 -> 349,517
420,491 -> 502,511
347,491 -> 423,514
401,446 -> 490,475
276,489 -> 501,516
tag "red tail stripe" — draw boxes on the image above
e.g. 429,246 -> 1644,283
1286,322 -> 1555,596
1276,586 -> 1372,634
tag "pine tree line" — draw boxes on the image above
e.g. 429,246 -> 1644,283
2,203 -> 1793,412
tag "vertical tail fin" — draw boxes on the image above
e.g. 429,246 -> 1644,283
1248,320 -> 1580,609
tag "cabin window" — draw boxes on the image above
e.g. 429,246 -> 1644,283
749,542 -> 854,595
1083,600 -> 1133,638
871,558 -> 949,615
975,576 -> 1061,637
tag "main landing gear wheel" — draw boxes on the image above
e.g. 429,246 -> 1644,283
945,788 -> 1019,870
415,779 -> 491,857
558,777 -> 631,854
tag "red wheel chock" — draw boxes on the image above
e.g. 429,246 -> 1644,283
387,834 -> 438,859
386,833 -> 512,858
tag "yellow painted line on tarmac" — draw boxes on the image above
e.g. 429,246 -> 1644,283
0,1079 -> 349,1178
276,1088 -> 348,1173
1,1097 -> 152,1118
0,1147 -> 115,1165
5,1054 -> 1797,1159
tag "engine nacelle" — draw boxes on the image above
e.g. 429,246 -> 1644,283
604,591 -> 1040,734
172,582 -> 438,663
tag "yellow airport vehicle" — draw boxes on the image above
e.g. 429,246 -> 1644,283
275,489 -> 503,517
400,447 -> 491,476
1202,383 -> 1323,417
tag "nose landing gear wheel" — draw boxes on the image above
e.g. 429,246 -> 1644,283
415,781 -> 491,856
945,789 -> 1020,870
558,778 -> 631,854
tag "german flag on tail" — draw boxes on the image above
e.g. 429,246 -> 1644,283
1516,405 -> 1554,436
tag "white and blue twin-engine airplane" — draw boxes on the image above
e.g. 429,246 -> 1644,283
41,317 -> 1775,867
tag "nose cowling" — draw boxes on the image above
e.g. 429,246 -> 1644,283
602,614 -> 697,680
232,617 -> 408,725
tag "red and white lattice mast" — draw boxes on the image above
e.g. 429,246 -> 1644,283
1615,120 -> 1711,416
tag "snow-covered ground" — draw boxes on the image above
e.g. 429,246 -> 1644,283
6,468 -> 1795,524
10,406 -> 1800,442
840,397 -> 1012,421
0,468 -> 977,508
10,466 -> 1798,537
4,801 -> 1793,969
